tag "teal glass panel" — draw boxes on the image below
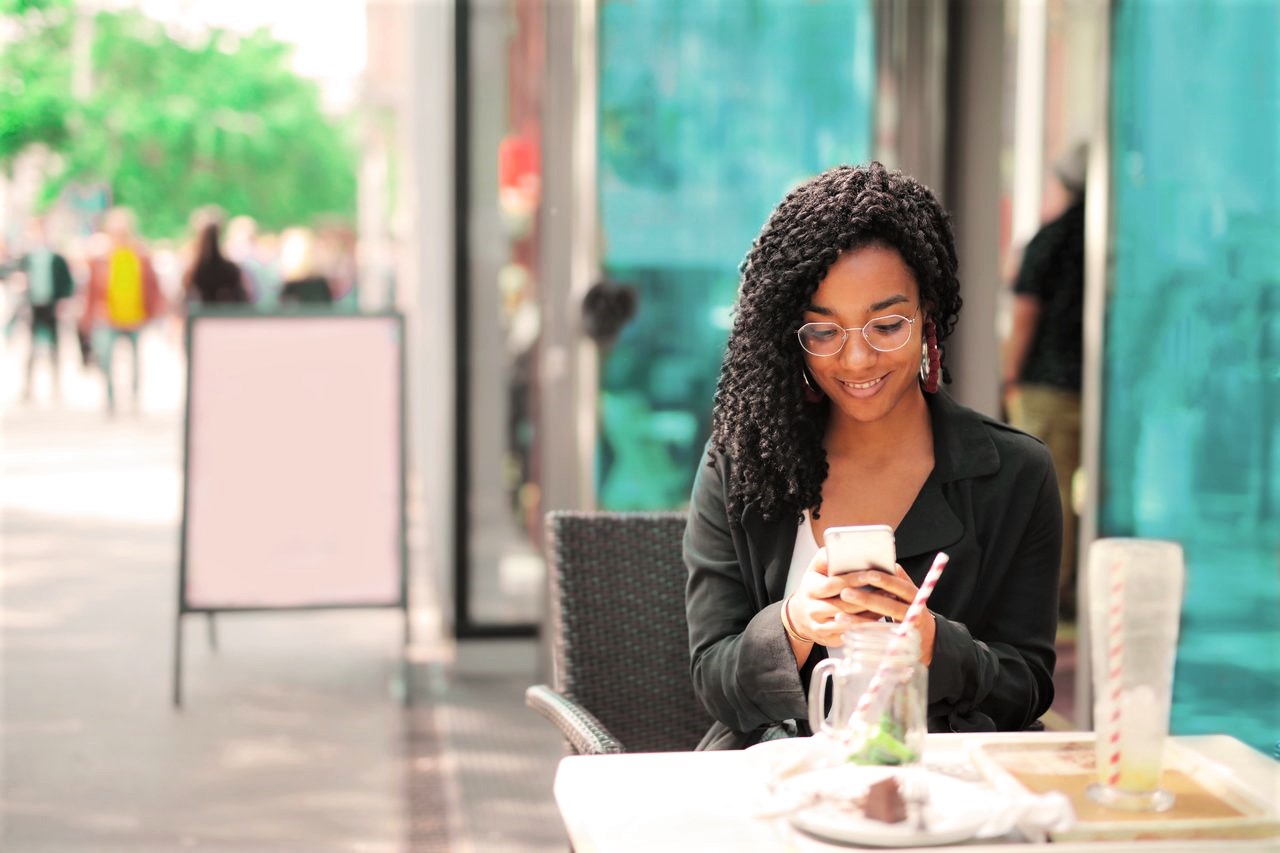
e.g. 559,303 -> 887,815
597,0 -> 875,509
1107,0 -> 1280,752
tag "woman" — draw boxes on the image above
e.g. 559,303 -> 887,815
185,221 -> 248,306
685,163 -> 1061,749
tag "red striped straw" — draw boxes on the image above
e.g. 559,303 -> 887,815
852,551 -> 950,722
1105,558 -> 1126,786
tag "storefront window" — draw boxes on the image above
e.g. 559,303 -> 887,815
1106,0 -> 1279,751
463,0 -> 544,629
595,0 -> 877,509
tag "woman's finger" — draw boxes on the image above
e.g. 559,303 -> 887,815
842,569 -> 915,603
828,594 -> 874,617
833,583 -> 904,618
818,598 -> 869,618
836,579 -> 894,608
795,599 -> 860,641
814,611 -> 880,645
798,569 -> 848,601
812,577 -> 851,599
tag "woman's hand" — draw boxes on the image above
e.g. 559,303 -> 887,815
836,564 -> 938,663
787,548 -> 886,648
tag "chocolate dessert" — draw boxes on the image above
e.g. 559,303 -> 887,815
864,777 -> 908,824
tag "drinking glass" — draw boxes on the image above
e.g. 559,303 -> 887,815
808,622 -> 927,766
1085,538 -> 1185,812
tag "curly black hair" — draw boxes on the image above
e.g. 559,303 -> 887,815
709,162 -> 962,523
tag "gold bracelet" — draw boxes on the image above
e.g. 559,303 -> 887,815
781,595 -> 813,644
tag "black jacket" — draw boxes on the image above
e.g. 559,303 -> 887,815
684,390 -> 1061,749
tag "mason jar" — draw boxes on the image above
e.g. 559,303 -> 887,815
808,622 -> 928,765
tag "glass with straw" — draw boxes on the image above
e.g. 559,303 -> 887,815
808,552 -> 948,765
1085,538 -> 1185,812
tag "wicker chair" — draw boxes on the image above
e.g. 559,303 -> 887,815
526,511 -> 714,754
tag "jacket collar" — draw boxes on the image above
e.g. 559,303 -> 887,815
895,390 -> 1000,560
927,389 -> 1000,483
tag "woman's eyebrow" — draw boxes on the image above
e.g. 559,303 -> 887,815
869,294 -> 909,312
806,295 -> 909,315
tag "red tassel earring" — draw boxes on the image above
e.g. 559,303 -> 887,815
919,320 -> 940,394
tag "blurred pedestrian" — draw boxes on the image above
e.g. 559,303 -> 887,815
1001,141 -> 1087,620
315,219 -> 357,306
225,215 -> 281,308
13,217 -> 75,401
183,220 -> 249,306
0,235 -> 20,340
81,207 -> 164,415
278,227 -> 333,305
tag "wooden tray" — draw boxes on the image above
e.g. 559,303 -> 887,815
968,733 -> 1280,843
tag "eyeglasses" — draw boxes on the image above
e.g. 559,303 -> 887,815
796,312 -> 918,356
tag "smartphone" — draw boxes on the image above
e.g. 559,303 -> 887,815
824,524 -> 896,576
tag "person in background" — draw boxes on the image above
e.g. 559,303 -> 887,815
225,215 -> 281,309
15,217 -> 75,402
73,231 -> 110,369
81,207 -> 163,415
684,163 -> 1062,749
183,220 -> 248,307
278,227 -> 333,305
1001,141 -> 1087,620
314,219 -> 358,306
149,239 -> 186,347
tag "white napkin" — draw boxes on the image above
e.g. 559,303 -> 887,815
978,788 -> 1076,842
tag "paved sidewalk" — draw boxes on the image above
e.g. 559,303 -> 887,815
1,333 -> 566,852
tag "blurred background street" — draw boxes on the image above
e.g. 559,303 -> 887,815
1,0 -> 1277,849
0,334 -> 565,851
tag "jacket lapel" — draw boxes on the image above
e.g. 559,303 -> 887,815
895,475 -> 963,560
740,503 -> 797,606
898,391 -> 998,561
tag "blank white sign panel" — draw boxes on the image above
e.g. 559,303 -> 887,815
183,315 -> 403,609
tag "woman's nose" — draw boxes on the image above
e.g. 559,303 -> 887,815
839,331 -> 877,367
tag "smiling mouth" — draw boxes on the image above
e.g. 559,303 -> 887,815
840,376 -> 885,391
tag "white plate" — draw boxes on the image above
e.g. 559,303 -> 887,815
778,764 -> 1006,848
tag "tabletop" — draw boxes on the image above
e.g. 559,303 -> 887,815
553,732 -> 1280,852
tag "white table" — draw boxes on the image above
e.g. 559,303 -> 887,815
554,733 -> 1279,852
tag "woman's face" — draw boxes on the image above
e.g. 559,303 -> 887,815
801,244 -> 925,426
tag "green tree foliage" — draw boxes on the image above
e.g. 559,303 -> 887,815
2,2 -> 356,239
0,0 -> 73,165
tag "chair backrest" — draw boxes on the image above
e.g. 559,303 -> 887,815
546,510 -> 713,753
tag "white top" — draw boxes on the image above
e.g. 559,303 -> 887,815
785,510 -> 820,597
